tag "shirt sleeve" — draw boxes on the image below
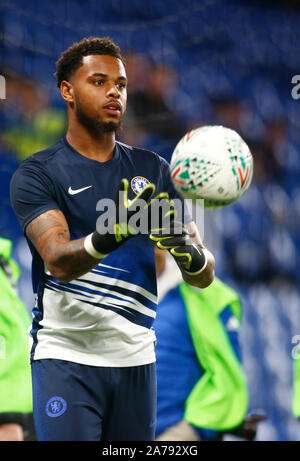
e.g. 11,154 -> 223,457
10,161 -> 60,233
159,156 -> 193,225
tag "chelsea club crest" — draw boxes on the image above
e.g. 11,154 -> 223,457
45,396 -> 67,418
131,176 -> 150,195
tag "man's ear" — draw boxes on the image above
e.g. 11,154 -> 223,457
60,80 -> 74,104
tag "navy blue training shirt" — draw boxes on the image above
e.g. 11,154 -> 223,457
10,137 -> 190,367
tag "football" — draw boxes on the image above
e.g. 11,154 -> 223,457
170,125 -> 253,208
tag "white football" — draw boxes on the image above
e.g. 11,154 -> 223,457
170,125 -> 253,208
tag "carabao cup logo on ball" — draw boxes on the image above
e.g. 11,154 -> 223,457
45,396 -> 67,418
131,176 -> 150,195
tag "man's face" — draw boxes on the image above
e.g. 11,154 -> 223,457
70,54 -> 127,134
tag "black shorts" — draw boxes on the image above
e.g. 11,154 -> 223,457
31,358 -> 156,441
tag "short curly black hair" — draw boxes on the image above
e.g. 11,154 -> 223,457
55,37 -> 123,88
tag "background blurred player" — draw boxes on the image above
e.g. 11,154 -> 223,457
10,37 -> 215,441
293,356 -> 300,422
0,237 -> 33,441
154,245 -> 250,441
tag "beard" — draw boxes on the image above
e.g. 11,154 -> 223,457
75,101 -> 123,136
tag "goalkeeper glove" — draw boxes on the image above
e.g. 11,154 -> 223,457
150,221 -> 207,275
84,178 -> 175,259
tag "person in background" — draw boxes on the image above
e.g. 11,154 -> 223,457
0,68 -> 66,162
0,237 -> 33,441
128,62 -> 185,141
293,352 -> 300,422
154,246 -> 264,441
121,55 -> 187,162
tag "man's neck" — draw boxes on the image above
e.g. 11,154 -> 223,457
66,123 -> 116,163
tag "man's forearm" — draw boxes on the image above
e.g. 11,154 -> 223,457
25,209 -> 103,283
25,179 -> 171,283
181,222 -> 215,288
46,237 -> 102,282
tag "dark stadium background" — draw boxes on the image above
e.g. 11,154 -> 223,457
1,0 -> 300,441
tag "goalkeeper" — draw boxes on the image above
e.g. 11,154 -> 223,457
0,238 -> 33,441
10,37 -> 215,441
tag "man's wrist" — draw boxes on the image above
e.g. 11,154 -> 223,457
84,224 -> 134,259
84,233 -> 109,260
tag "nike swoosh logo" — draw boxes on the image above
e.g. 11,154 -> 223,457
68,185 -> 93,195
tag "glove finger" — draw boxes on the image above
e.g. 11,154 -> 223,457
117,179 -> 156,210
170,246 -> 192,268
150,232 -> 187,241
171,244 -> 207,273
116,178 -> 129,208
156,236 -> 187,249
147,193 -> 177,228
135,183 -> 156,205
150,220 -> 187,235
161,207 -> 177,227
152,192 -> 171,201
